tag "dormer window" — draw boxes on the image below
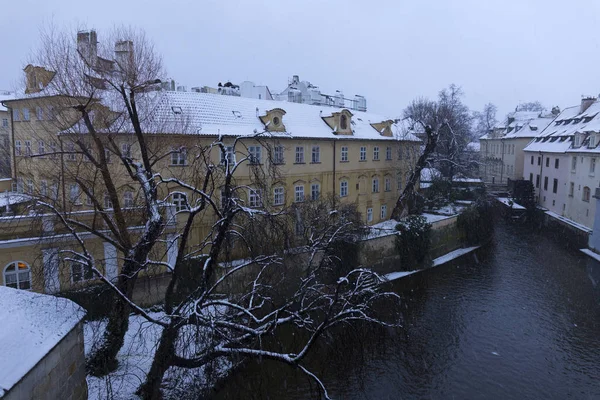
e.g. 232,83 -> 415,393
321,109 -> 353,135
171,106 -> 182,115
574,134 -> 581,147
259,108 -> 286,132
590,135 -> 596,148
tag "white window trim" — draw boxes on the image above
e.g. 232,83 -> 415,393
3,261 -> 31,290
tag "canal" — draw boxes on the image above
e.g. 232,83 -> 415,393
213,221 -> 600,399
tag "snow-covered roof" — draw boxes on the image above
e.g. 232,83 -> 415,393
467,141 -> 480,152
148,91 -> 420,141
524,100 -> 600,154
0,92 -> 16,112
481,113 -> 554,140
0,287 -> 85,396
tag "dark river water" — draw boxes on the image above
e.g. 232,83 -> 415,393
213,222 -> 600,399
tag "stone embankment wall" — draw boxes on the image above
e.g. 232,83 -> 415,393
357,215 -> 462,276
3,322 -> 87,400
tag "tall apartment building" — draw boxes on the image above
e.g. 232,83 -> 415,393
524,97 -> 600,229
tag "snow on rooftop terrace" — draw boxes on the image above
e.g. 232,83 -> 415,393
0,287 -> 85,396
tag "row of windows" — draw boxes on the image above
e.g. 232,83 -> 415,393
220,144 -> 411,166
3,259 -> 97,291
529,173 -> 592,202
15,139 -> 133,162
531,155 -> 560,169
489,143 -> 515,155
12,106 -> 55,122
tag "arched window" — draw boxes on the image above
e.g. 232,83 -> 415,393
4,261 -> 31,290
340,114 -> 348,130
583,186 -> 591,202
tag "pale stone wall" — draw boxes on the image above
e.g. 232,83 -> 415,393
3,322 -> 87,400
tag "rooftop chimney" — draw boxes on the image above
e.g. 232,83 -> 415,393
114,40 -> 134,71
77,30 -> 98,66
580,96 -> 596,114
292,75 -> 299,84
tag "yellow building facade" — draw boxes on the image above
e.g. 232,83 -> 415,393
1,88 -> 420,294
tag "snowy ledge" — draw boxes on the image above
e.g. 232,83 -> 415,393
580,248 -> 600,262
546,211 -> 592,234
383,246 -> 480,283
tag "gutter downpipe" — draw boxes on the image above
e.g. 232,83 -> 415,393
332,138 -> 336,209
539,150 -> 544,205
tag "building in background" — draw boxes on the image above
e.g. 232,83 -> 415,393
480,110 -> 555,185
523,97 -> 600,229
0,90 -> 15,178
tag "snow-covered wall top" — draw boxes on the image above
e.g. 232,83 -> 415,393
0,286 -> 85,397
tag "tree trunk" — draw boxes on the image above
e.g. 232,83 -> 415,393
87,293 -> 131,375
137,325 -> 178,400
391,125 -> 439,220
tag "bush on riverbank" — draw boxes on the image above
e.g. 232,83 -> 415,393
457,197 -> 495,245
395,215 -> 432,269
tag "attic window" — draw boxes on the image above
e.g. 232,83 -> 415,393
573,118 -> 581,124
555,121 -> 561,126
232,111 -> 242,118
171,106 -> 182,115
273,116 -> 280,126
550,137 -> 558,142
584,117 -> 593,123
357,118 -> 363,122
542,137 -> 549,142
340,114 -> 348,130
560,137 -> 567,142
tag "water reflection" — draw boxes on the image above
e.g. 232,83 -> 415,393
214,222 -> 600,399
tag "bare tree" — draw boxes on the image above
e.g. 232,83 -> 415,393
17,26 -> 402,398
516,101 -> 545,112
473,102 -> 498,138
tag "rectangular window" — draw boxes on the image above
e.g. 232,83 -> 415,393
385,177 -> 391,192
1,118 -> 7,127
274,145 -> 284,164
311,146 -> 320,163
170,147 -> 187,165
40,180 -> 47,197
26,179 -> 34,194
397,175 -> 402,192
294,185 -> 304,202
555,159 -> 559,169
529,173 -> 533,182
248,146 -> 261,164
543,176 -> 548,191
220,146 -> 235,165
25,140 -> 32,156
583,187 -> 591,202
71,262 -> 94,283
22,108 -> 30,121
367,208 -> 373,223
12,108 -> 20,121
124,191 -> 134,208
340,180 -> 348,197
66,142 -> 76,161
15,140 -> 21,156
373,146 -> 380,161
69,184 -> 80,204
538,157 -> 541,166
248,189 -> 262,208
372,178 -> 379,193
380,205 -> 387,219
360,146 -> 367,161
273,187 -> 284,206
122,143 -> 132,158
341,146 -> 348,162
49,141 -> 57,158
531,155 -> 534,165
104,193 -> 113,209
311,183 -> 320,200
553,179 -> 558,194
172,193 -> 187,211
569,182 -> 574,196
572,156 -> 577,171
545,157 -> 549,168
386,147 -> 392,160
38,140 -> 45,156
47,106 -> 55,120
591,158 -> 596,175
86,194 -> 93,207
535,175 -> 540,188
36,106 -> 44,121
295,146 -> 304,163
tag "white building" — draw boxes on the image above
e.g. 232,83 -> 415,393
274,75 -> 367,112
480,110 -> 554,185
523,97 -> 600,228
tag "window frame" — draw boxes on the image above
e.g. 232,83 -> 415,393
311,146 -> 320,163
248,146 -> 262,164
386,147 -> 392,160
3,261 -> 31,290
311,183 -> 320,201
340,180 -> 348,197
341,146 -> 348,162
367,207 -> 373,223
170,146 -> 187,166
273,145 -> 284,164
372,177 -> 380,193
360,146 -> 367,161
295,146 -> 305,164
373,146 -> 380,161
294,185 -> 304,202
273,187 -> 284,206
380,205 -> 387,219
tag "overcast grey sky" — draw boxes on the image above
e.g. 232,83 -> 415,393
3,0 -> 600,119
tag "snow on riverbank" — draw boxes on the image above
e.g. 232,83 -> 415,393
383,246 -> 480,282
